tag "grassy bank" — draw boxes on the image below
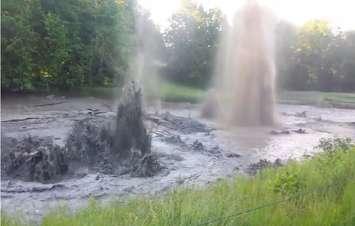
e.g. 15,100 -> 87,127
2,138 -> 355,226
279,91 -> 355,108
74,82 -> 205,102
5,82 -> 355,108
159,83 -> 355,108
159,82 -> 205,103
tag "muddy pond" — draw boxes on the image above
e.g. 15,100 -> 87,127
1,94 -> 355,222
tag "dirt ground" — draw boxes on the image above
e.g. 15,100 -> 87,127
1,94 -> 355,222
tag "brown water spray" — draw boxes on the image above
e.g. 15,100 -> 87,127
205,0 -> 277,126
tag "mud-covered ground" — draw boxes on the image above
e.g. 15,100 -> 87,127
1,94 -> 355,222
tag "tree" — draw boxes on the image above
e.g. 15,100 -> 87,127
1,0 -> 136,92
275,21 -> 298,90
276,20 -> 355,92
1,0 -> 39,91
163,1 -> 224,88
338,31 -> 355,91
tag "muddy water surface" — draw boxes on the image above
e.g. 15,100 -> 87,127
1,95 -> 355,222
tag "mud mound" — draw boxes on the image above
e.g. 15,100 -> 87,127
65,119 -> 117,174
114,81 -> 151,159
65,82 -> 158,176
65,119 -> 160,176
1,82 -> 161,182
1,136 -> 68,183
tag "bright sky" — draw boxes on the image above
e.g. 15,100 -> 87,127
139,0 -> 355,30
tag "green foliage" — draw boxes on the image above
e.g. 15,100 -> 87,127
164,15 -> 355,92
2,1 -> 355,92
317,137 -> 352,153
272,170 -> 303,197
277,20 -> 355,92
40,12 -> 70,89
164,14 -> 355,91
1,0 -> 136,92
1,0 -> 38,91
163,1 -> 224,88
3,139 -> 355,226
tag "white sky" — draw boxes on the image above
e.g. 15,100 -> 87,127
139,0 -> 355,30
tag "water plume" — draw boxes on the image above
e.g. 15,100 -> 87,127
205,0 -> 277,126
128,10 -> 163,111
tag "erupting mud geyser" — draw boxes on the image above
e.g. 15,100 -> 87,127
204,0 -> 277,126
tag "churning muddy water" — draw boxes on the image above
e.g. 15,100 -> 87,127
1,95 -> 355,222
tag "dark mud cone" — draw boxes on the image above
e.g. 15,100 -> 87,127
64,81 -> 159,177
114,81 -> 151,159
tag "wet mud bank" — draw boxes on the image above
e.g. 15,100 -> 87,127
1,95 -> 355,222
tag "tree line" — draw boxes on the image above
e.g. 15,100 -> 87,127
2,0 -> 135,92
164,3 -> 355,92
277,21 -> 355,92
2,0 -> 355,92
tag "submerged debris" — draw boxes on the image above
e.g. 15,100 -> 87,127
225,153 -> 241,158
293,128 -> 306,134
270,128 -> 306,135
130,153 -> 162,177
247,158 -> 282,175
191,140 -> 223,157
158,112 -> 211,134
162,135 -> 186,146
295,111 -> 307,118
270,130 -> 290,135
192,140 -> 204,151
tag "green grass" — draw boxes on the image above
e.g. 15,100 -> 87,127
2,138 -> 355,226
59,82 -> 206,103
71,82 -> 206,103
45,81 -> 355,108
157,82 -> 355,107
158,84 -> 355,108
279,91 -> 355,108
62,86 -> 117,99
158,83 -> 355,108
159,82 -> 205,103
